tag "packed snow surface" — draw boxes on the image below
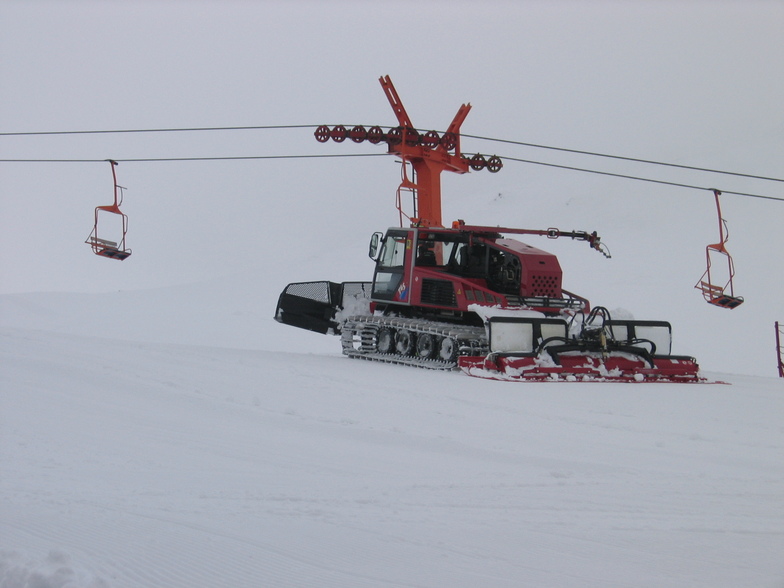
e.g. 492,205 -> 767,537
2,321 -> 783,588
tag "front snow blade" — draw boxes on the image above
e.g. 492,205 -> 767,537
274,281 -> 371,335
275,281 -> 344,335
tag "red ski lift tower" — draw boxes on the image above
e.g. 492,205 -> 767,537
85,160 -> 132,260
695,190 -> 743,308
314,75 -> 503,229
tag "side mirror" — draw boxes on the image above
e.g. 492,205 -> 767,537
368,232 -> 383,260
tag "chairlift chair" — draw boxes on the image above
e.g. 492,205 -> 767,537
695,190 -> 743,308
85,160 -> 132,260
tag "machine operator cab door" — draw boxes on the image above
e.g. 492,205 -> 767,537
370,229 -> 413,304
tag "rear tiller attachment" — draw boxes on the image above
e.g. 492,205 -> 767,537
459,307 -> 704,382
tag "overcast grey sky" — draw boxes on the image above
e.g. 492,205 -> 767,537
1,0 -> 781,292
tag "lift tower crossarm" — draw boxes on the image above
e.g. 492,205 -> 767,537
379,75 -> 414,129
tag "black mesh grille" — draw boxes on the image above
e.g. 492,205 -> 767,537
285,281 -> 332,303
421,279 -> 457,307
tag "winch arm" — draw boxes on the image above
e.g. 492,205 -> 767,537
452,221 -> 612,258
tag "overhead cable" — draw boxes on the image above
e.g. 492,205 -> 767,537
2,152 -> 780,202
464,133 -> 784,184
2,123 -> 780,184
0,153 -> 385,163
0,124 -> 318,136
501,155 -> 783,202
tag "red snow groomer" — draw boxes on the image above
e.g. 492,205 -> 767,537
275,76 -> 703,382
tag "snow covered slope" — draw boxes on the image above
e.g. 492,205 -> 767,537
2,326 -> 782,588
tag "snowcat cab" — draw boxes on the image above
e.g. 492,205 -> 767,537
368,225 -> 590,321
